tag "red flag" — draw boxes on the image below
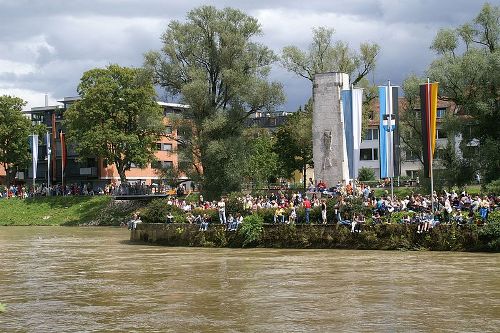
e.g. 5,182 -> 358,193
51,113 -> 57,181
60,131 -> 67,172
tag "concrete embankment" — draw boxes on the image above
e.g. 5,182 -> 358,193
130,223 -> 498,251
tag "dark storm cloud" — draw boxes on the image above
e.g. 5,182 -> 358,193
0,0 -> 496,109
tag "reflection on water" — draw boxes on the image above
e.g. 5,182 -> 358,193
0,227 -> 499,332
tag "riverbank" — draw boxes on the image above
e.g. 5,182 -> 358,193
130,222 -> 500,252
0,196 -> 141,226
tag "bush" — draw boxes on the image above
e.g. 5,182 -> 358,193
191,208 -> 218,222
239,214 -> 264,247
141,198 -> 186,223
358,167 -> 375,181
255,208 -> 276,224
485,179 -> 500,195
479,210 -> 500,251
225,192 -> 246,215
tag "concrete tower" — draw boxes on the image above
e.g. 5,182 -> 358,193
312,72 -> 350,188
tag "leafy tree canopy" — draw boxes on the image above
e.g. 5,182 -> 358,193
64,64 -> 164,183
144,6 -> 284,199
427,2 -> 500,184
0,95 -> 32,186
274,101 -> 313,190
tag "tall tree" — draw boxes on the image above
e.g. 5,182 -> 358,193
144,6 -> 284,199
64,64 -> 164,183
281,27 -> 380,85
274,102 -> 313,190
0,95 -> 32,186
281,27 -> 380,134
241,127 -> 279,187
427,2 -> 500,184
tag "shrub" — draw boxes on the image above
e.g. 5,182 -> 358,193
239,214 -> 264,247
141,198 -> 185,223
191,208 -> 218,222
225,192 -> 246,215
485,179 -> 500,195
255,208 -> 276,224
358,167 -> 375,181
479,211 -> 500,251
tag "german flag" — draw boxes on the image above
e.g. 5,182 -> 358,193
420,82 -> 438,178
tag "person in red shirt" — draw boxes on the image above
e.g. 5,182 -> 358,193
303,196 -> 312,223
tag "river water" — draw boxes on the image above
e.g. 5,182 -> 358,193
0,227 -> 498,332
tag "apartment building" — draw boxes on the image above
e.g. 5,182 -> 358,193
15,97 -> 187,186
359,99 -> 454,179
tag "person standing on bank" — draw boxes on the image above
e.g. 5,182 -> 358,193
303,196 -> 312,224
218,198 -> 226,226
321,199 -> 327,224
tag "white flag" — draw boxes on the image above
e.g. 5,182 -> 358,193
32,134 -> 39,181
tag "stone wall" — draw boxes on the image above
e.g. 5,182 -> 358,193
312,72 -> 350,188
129,223 -> 495,251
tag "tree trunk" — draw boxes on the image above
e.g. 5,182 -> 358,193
114,159 -> 127,184
302,162 -> 307,192
3,164 -> 16,187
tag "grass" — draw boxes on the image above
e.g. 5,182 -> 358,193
0,196 -> 140,226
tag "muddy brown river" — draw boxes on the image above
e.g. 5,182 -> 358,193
0,227 -> 498,332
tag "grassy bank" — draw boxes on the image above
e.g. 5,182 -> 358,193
0,196 -> 142,226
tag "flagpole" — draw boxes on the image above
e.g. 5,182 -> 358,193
351,83 -> 354,182
388,80 -> 394,201
47,132 -> 50,195
32,134 -> 36,188
428,78 -> 435,213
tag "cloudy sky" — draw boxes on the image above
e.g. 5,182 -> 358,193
0,0 -> 494,111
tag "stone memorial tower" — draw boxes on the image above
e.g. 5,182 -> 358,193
312,72 -> 350,188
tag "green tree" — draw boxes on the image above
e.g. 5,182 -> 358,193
0,95 -> 32,186
427,2 -> 500,184
274,102 -> 313,190
64,64 -> 164,183
399,74 -> 425,166
144,6 -> 284,199
281,27 -> 380,85
242,128 -> 279,187
281,26 -> 380,134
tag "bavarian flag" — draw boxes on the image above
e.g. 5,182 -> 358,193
419,81 -> 438,178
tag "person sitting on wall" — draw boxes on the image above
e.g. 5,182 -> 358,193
317,180 -> 327,191
288,207 -> 297,224
166,212 -> 174,224
226,214 -> 234,230
274,206 -> 285,224
200,214 -> 209,231
128,213 -> 138,230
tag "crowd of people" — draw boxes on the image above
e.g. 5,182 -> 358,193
0,182 -> 182,198
131,181 -> 498,233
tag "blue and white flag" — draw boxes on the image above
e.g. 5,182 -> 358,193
31,134 -> 39,181
379,85 -> 400,179
341,88 -> 363,180
46,132 -> 51,185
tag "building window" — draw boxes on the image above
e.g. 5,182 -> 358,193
437,108 -> 446,118
405,149 -> 419,161
364,128 -> 379,141
162,161 -> 173,169
434,148 -> 446,160
157,143 -> 173,151
360,148 -> 378,161
436,129 -> 447,139
406,170 -> 419,178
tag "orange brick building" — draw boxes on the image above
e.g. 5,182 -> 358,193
0,97 -> 187,187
